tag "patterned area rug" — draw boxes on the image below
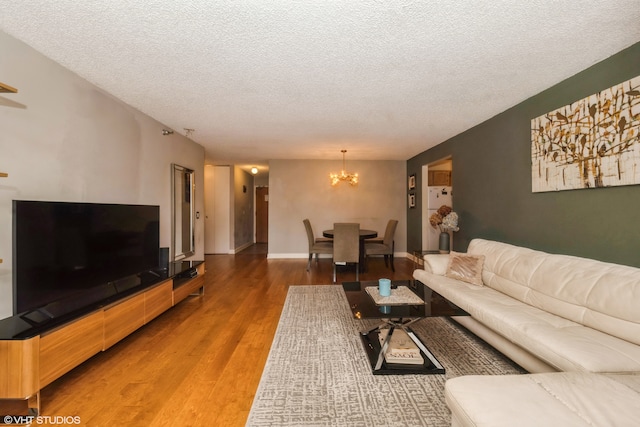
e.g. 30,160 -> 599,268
247,285 -> 524,426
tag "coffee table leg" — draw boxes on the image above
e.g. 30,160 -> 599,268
364,319 -> 416,371
362,318 -> 443,372
405,329 -> 444,371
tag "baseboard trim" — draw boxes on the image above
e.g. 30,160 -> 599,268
233,242 -> 253,254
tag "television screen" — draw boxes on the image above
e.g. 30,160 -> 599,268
13,200 -> 160,317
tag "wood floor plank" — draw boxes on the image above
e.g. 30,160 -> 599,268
34,248 -> 415,426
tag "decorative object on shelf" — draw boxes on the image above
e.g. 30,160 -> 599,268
408,173 -> 416,190
531,74 -> 640,192
429,205 -> 459,253
0,82 -> 18,93
408,192 -> 416,208
330,149 -> 358,186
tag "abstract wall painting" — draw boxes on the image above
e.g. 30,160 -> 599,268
531,75 -> 640,192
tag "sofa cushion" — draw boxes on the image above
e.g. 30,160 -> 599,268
445,372 -> 640,427
414,269 -> 640,373
445,252 -> 485,286
423,253 -> 449,275
467,239 -> 640,346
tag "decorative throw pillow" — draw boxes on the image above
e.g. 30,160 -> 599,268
445,251 -> 485,286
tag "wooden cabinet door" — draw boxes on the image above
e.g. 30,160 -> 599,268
39,311 -> 104,388
429,171 -> 451,186
0,338 -> 39,398
173,275 -> 205,305
144,281 -> 173,323
103,295 -> 145,350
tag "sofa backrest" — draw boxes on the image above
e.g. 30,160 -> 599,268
468,239 -> 640,346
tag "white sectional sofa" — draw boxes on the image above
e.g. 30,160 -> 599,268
412,239 -> 640,426
445,371 -> 640,427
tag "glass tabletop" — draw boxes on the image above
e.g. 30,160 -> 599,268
342,280 -> 468,319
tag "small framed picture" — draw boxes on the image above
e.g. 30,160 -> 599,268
408,193 -> 416,208
408,174 -> 416,190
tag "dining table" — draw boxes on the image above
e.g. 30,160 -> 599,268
322,228 -> 378,272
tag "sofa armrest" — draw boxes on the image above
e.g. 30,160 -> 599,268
423,254 -> 449,275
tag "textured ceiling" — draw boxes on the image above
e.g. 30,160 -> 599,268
1,1 -> 639,170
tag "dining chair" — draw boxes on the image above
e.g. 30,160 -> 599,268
303,219 -> 333,271
332,222 -> 360,283
365,219 -> 398,272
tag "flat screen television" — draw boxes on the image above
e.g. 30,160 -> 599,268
13,200 -> 160,321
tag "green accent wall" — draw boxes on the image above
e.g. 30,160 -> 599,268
407,42 -> 640,267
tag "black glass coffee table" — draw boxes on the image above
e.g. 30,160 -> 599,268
342,280 -> 468,375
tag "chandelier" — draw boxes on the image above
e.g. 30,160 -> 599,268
330,150 -> 358,186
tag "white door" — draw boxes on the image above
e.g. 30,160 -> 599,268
204,165 -> 231,254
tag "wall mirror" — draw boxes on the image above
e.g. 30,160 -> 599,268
172,164 -> 195,260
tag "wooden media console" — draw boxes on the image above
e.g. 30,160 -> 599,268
0,261 -> 205,416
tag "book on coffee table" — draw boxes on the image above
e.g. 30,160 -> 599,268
378,328 -> 424,365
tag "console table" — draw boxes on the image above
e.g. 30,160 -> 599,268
0,260 -> 205,416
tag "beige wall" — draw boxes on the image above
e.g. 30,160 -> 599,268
0,31 -> 205,319
268,159 -> 407,257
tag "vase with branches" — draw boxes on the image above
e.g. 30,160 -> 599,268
429,205 -> 459,253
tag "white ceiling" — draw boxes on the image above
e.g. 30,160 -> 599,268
1,1 -> 639,171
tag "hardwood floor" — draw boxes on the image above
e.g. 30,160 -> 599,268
19,248 -> 416,426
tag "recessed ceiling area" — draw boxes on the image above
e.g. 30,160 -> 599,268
1,1 -> 639,172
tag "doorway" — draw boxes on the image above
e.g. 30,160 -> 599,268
421,158 -> 453,251
256,186 -> 269,243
